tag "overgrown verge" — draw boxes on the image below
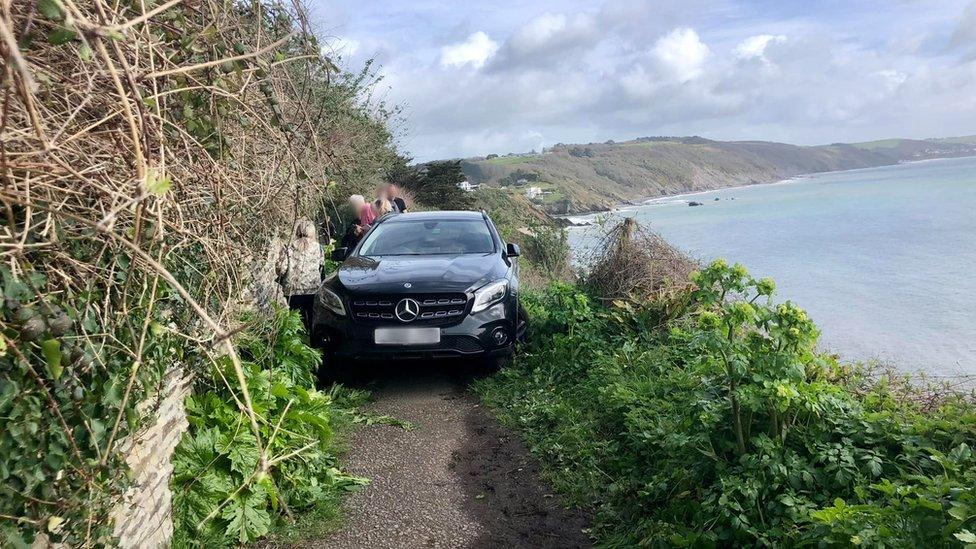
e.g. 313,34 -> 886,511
476,264 -> 976,546
171,310 -> 367,546
1,0 -> 394,545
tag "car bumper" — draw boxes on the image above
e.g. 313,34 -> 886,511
312,301 -> 516,361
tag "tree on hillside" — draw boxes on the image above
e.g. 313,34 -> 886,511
386,154 -> 424,189
416,161 -> 474,210
389,157 -> 474,210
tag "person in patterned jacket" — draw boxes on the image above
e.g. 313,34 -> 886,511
276,218 -> 324,330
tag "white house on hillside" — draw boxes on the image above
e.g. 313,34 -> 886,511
457,180 -> 477,192
524,186 -> 543,199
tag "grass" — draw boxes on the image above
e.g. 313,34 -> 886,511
257,493 -> 346,548
850,138 -> 907,150
483,155 -> 540,166
931,135 -> 976,145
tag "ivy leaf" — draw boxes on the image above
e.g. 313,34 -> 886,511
1,268 -> 30,300
146,171 -> 172,196
221,489 -> 270,544
90,418 -> 106,444
37,0 -> 64,20
78,43 -> 93,63
48,27 -> 77,45
40,339 -> 62,380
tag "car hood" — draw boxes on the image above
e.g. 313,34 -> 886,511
336,254 -> 503,294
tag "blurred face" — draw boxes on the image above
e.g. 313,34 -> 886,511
376,185 -> 389,199
349,200 -> 365,216
388,184 -> 399,198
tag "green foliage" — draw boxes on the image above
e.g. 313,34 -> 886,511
519,225 -> 571,282
0,265 -> 170,547
5,0 -> 395,544
172,310 -> 365,547
409,160 -> 475,210
471,186 -> 550,233
476,263 -> 976,547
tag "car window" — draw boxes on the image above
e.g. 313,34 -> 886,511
358,219 -> 495,256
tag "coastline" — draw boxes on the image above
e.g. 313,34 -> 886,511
564,155 -> 976,376
558,154 -> 976,224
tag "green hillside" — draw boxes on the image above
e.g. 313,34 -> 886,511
850,136 -> 976,159
462,136 -> 976,214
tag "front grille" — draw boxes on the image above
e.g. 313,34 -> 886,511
350,293 -> 469,325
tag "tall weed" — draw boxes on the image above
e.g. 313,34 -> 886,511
172,310 -> 365,546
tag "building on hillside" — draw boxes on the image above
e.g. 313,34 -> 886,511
457,180 -> 477,192
524,186 -> 543,199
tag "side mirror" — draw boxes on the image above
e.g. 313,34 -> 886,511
331,247 -> 348,261
505,243 -> 520,257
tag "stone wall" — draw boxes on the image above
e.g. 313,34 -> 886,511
110,367 -> 193,548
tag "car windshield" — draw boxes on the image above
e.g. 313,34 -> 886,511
358,219 -> 495,256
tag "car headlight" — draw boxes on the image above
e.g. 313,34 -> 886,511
471,280 -> 508,313
318,286 -> 346,316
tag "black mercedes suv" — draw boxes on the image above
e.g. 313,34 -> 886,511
311,210 -> 524,375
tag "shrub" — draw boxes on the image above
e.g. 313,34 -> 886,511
1,0 -> 395,544
171,310 -> 365,546
520,226 -> 573,284
476,261 -> 976,547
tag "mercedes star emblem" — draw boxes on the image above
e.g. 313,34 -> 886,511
395,298 -> 420,322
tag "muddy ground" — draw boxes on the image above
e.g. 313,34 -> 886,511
310,361 -> 592,549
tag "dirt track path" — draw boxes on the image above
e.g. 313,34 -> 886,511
313,364 -> 591,549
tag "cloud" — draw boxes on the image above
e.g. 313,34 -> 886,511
460,129 -> 546,155
875,69 -> 908,92
652,27 -> 710,82
351,0 -> 976,160
490,12 -> 601,69
440,31 -> 499,69
734,34 -> 787,61
950,1 -> 976,48
949,0 -> 976,60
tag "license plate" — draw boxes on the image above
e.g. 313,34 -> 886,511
374,327 -> 441,345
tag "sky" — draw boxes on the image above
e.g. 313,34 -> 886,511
307,0 -> 976,162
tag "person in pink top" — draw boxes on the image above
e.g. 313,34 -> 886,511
360,196 -> 377,226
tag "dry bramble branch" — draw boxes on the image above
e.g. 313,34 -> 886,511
1,0 -> 395,543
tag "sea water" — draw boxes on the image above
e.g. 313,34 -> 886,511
568,156 -> 976,376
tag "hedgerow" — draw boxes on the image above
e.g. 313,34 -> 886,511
476,261 -> 976,547
1,0 -> 395,545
